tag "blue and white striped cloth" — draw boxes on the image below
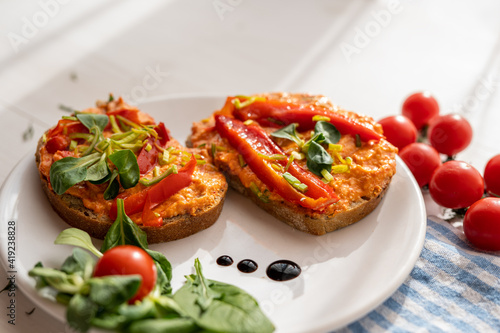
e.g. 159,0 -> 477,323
338,218 -> 500,333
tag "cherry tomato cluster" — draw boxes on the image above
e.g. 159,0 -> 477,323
379,91 -> 500,252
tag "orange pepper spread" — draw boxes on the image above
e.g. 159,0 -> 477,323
190,92 -> 397,217
38,97 -> 226,225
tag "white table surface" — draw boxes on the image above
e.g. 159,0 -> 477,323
1,0 -> 499,332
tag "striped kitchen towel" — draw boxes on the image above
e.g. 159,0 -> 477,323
338,218 -> 500,333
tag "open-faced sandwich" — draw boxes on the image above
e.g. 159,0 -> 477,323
189,93 -> 397,235
36,96 -> 227,243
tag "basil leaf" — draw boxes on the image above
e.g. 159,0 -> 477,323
76,113 -> 109,133
270,123 -> 303,146
128,318 -> 198,333
103,169 -> 120,200
173,259 -> 274,333
67,293 -> 98,333
88,275 -> 141,309
306,141 -> 333,177
146,249 -> 173,295
314,121 -> 340,144
302,132 -> 325,153
50,153 -> 101,195
61,248 -> 95,281
85,154 -> 109,182
54,228 -> 103,258
108,149 -> 140,189
100,199 -> 149,253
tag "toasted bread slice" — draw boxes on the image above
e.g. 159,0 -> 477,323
189,92 -> 397,235
218,162 -> 390,235
37,167 -> 226,243
36,98 -> 227,243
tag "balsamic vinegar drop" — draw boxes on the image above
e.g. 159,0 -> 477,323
237,259 -> 258,273
266,260 -> 301,281
216,255 -> 234,266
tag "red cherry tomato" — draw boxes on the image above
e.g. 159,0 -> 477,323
378,115 -> 417,151
399,143 -> 441,187
428,114 -> 472,156
402,91 -> 439,130
484,154 -> 500,197
93,245 -> 157,303
463,197 -> 500,251
45,135 -> 71,154
429,161 -> 484,209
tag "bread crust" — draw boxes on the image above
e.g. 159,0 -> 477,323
36,127 -> 227,244
38,173 -> 225,243
225,169 -> 388,235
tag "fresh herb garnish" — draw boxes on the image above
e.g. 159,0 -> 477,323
314,121 -> 340,145
321,169 -> 333,183
270,123 -> 303,146
85,153 -> 109,182
103,170 -> 120,200
282,172 -> 308,193
76,113 -> 109,156
108,150 -> 140,189
29,199 -> 273,333
139,165 -> 178,186
48,112 -> 165,198
173,259 -> 275,333
55,228 -> 103,258
50,153 -> 101,195
249,182 -> 270,203
270,120 -> 346,179
306,141 -> 334,177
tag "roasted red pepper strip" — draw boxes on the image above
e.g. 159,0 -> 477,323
215,115 -> 338,210
45,135 -> 71,154
46,119 -> 88,139
137,122 -> 170,175
109,155 -> 196,221
154,122 -> 170,146
137,138 -> 159,175
230,98 -> 383,142
142,192 -> 163,227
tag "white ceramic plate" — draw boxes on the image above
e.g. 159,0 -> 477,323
0,95 -> 426,333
